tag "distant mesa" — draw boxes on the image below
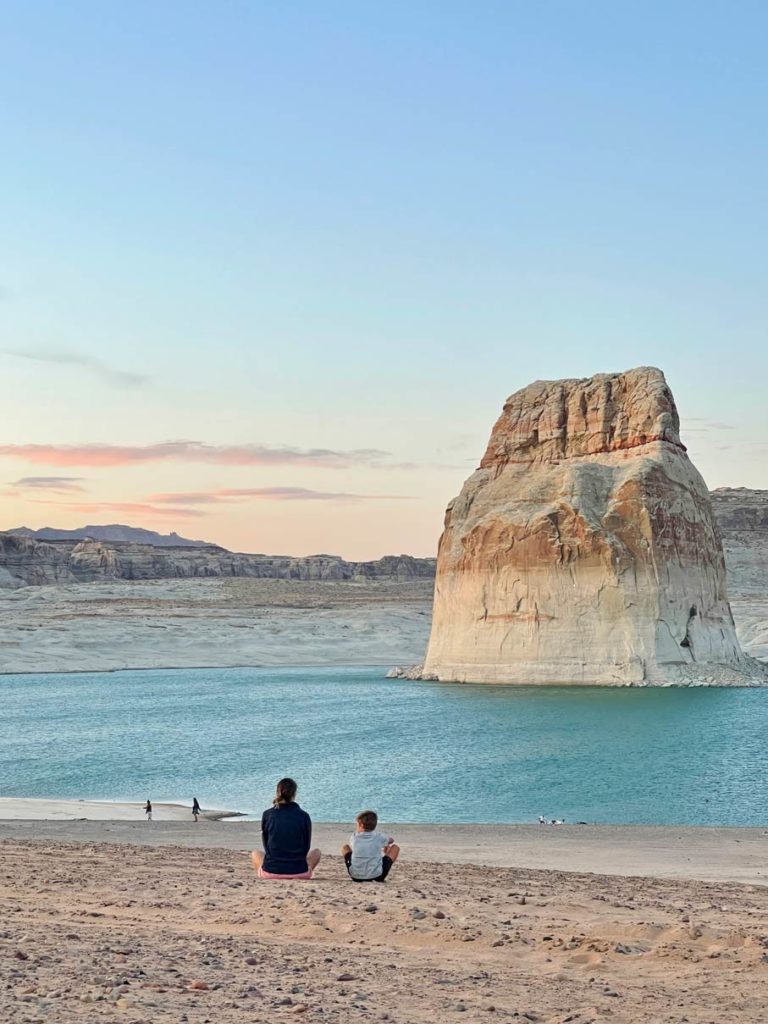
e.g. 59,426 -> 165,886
420,366 -> 767,686
9,524 -> 210,547
0,524 -> 436,587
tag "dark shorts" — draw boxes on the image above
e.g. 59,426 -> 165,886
344,852 -> 393,883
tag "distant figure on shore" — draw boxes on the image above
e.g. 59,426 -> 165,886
538,815 -> 546,825
550,818 -> 565,826
342,810 -> 400,883
251,778 -> 321,880
145,799 -> 152,822
192,797 -> 200,823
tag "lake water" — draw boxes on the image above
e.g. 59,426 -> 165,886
1,666 -> 767,826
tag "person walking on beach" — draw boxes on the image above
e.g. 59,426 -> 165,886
144,799 -> 152,822
251,778 -> 321,880
192,797 -> 200,823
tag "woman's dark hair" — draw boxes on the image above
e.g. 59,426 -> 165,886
273,777 -> 297,807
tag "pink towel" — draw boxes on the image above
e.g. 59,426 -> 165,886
257,866 -> 313,880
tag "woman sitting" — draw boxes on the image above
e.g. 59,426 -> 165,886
251,777 -> 321,880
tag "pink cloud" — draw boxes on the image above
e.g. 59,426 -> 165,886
0,441 -> 392,469
146,487 -> 414,504
32,500 -> 206,518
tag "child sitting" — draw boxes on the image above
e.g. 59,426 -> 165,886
341,809 -> 400,882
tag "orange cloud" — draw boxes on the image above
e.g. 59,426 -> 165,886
33,500 -> 206,518
146,487 -> 414,504
0,441 -> 392,469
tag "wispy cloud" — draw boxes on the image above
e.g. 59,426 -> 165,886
0,441 -> 394,469
0,348 -> 148,388
683,419 -> 737,433
11,476 -> 87,493
22,486 -> 413,523
146,487 -> 414,504
32,500 -> 206,519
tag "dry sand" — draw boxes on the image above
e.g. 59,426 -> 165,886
3,826 -> 768,1024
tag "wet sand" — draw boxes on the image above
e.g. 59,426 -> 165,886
0,798 -> 242,822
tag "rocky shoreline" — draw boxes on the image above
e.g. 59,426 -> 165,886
0,488 -> 765,678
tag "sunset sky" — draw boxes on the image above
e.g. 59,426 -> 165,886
2,2 -> 766,560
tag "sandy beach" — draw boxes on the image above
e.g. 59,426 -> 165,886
2,822 -> 768,1023
4,800 -> 768,883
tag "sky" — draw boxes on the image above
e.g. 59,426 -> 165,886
1,1 -> 766,559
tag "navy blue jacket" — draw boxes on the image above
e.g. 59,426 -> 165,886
261,802 -> 312,874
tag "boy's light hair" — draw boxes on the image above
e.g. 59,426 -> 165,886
356,809 -> 378,832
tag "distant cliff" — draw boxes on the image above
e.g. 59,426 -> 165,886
709,488 -> 768,598
0,533 -> 436,588
0,491 -> 762,591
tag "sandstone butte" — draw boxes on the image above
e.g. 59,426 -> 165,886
420,366 -> 766,686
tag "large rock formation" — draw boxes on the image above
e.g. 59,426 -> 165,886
422,367 -> 764,685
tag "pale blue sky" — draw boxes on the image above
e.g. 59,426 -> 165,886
1,2 -> 766,557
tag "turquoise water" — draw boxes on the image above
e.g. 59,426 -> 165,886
1,666 -> 767,826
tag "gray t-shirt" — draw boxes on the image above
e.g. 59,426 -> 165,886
348,829 -> 391,880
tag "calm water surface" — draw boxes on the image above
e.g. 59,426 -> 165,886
1,666 -> 767,826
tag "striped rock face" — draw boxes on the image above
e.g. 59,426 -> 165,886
422,367 -> 762,685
